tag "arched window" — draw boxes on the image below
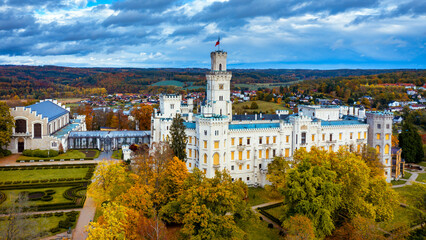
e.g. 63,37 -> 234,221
15,119 -> 26,133
385,144 -> 390,154
376,145 -> 380,154
213,153 -> 219,165
34,123 -> 41,139
219,63 -> 222,71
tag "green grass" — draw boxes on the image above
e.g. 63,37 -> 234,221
18,150 -> 87,160
402,171 -> 412,180
237,214 -> 282,239
1,187 -> 74,208
0,167 -> 90,182
394,185 -> 424,208
378,205 -> 422,231
0,212 -> 79,239
264,206 -> 285,221
247,187 -> 283,207
415,173 -> 426,183
391,179 -> 407,185
418,162 -> 426,168
233,100 -> 290,115
112,149 -> 123,160
151,80 -> 184,87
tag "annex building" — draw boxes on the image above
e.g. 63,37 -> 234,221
7,100 -> 86,153
152,51 -> 397,186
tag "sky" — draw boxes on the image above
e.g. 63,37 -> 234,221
0,0 -> 425,69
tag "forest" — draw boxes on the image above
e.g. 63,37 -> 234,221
0,65 -> 415,99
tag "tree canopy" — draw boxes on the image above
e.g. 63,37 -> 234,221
169,114 -> 187,162
398,122 -> 424,163
0,102 -> 14,150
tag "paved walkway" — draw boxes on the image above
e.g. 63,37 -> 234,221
72,197 -> 96,240
392,169 -> 425,188
251,201 -> 284,230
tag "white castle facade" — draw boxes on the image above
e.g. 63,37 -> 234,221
152,51 -> 393,186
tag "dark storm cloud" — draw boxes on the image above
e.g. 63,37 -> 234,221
0,9 -> 36,30
353,0 -> 426,24
193,0 -> 380,28
103,10 -> 166,27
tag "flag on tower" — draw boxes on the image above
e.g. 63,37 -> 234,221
215,37 -> 220,47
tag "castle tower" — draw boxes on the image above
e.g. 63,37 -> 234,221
366,112 -> 393,182
203,51 -> 232,118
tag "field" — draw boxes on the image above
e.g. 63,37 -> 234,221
247,187 -> 283,206
233,80 -> 303,91
233,100 -> 291,115
151,80 -> 185,87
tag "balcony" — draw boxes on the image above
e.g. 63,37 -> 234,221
237,145 -> 245,151
356,139 -> 365,142
326,140 -> 336,143
13,132 -> 31,137
236,159 -> 245,165
213,164 -> 220,168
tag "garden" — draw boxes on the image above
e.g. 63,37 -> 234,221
0,164 -> 95,212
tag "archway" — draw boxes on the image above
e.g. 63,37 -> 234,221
18,138 -> 24,152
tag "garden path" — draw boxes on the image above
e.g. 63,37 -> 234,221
72,197 -> 96,240
392,169 -> 425,188
251,201 -> 284,230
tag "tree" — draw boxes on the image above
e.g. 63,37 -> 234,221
131,104 -> 154,130
169,114 -> 187,162
398,122 -> 424,163
267,156 -> 291,192
87,161 -> 133,205
250,101 -> 259,109
0,102 -> 14,150
283,158 -> 342,238
391,135 -> 399,147
283,215 -> 315,240
162,169 -> 249,239
331,216 -> 385,240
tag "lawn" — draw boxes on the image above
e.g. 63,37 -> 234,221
415,173 -> 426,183
0,187 -> 74,208
0,167 -> 91,182
247,187 -> 283,206
18,150 -> 99,160
402,171 -> 412,180
112,149 -> 123,160
0,212 -> 79,239
418,161 -> 426,168
378,205 -> 422,231
233,100 -> 291,115
237,214 -> 282,239
391,179 -> 406,185
264,205 -> 285,221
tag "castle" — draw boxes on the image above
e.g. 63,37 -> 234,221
151,50 -> 395,186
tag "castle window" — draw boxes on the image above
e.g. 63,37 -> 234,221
219,96 -> 223,101
231,138 -> 235,145
273,136 -> 276,143
51,142 -> 57,148
339,133 -> 342,140
259,137 -> 263,144
203,169 -> 207,174
385,134 -> 390,140
239,137 -> 243,145
170,104 -> 174,110
239,151 -> 243,160
247,138 -> 250,145
377,124 -> 381,129
364,132 -> 367,139
215,130 -> 219,136
312,134 -> 315,141
204,154 -> 207,163
385,144 -> 390,154
386,124 -> 390,129
350,132 -> 353,139
204,141 -> 207,148
322,134 -> 325,141
204,130 -> 207,135
259,164 -> 262,169
247,164 -> 250,169
376,133 -> 381,140
231,165 -> 234,170
214,141 -> 219,149
376,145 -> 380,154
189,162 -> 192,168
219,84 -> 224,90
273,149 -> 276,157
285,148 -> 290,157
247,177 -> 250,181
239,165 -> 242,170
34,123 -> 42,139
329,134 -> 333,141
231,151 -> 235,160
358,132 -> 361,139
286,135 -> 289,143
266,137 -> 270,144
247,150 -> 250,159
15,119 -> 26,133
219,63 -> 222,71
259,150 -> 262,158
301,133 -> 306,144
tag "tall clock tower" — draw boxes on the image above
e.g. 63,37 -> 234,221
204,50 -> 232,118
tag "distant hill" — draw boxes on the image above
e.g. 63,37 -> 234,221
0,65 -> 421,99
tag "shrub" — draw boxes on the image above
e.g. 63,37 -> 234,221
268,223 -> 273,228
58,219 -> 72,229
55,212 -> 64,217
50,227 -> 61,233
48,150 -> 59,157
45,189 -> 56,195
22,149 -> 33,156
41,195 -> 53,201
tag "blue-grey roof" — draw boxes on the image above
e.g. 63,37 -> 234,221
25,101 -> 69,122
183,122 -> 196,129
232,114 -> 289,121
69,131 -> 150,138
321,120 -> 366,126
52,120 -> 80,139
229,123 -> 280,130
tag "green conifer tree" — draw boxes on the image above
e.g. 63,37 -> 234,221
398,122 -> 424,163
169,114 -> 187,162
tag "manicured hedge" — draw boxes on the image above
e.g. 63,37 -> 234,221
22,149 -> 59,158
257,202 -> 284,226
0,163 -> 96,170
16,157 -> 96,162
0,149 -> 12,158
0,191 -> 6,205
0,181 -> 90,190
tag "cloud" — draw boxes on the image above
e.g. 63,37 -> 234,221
0,0 -> 423,68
